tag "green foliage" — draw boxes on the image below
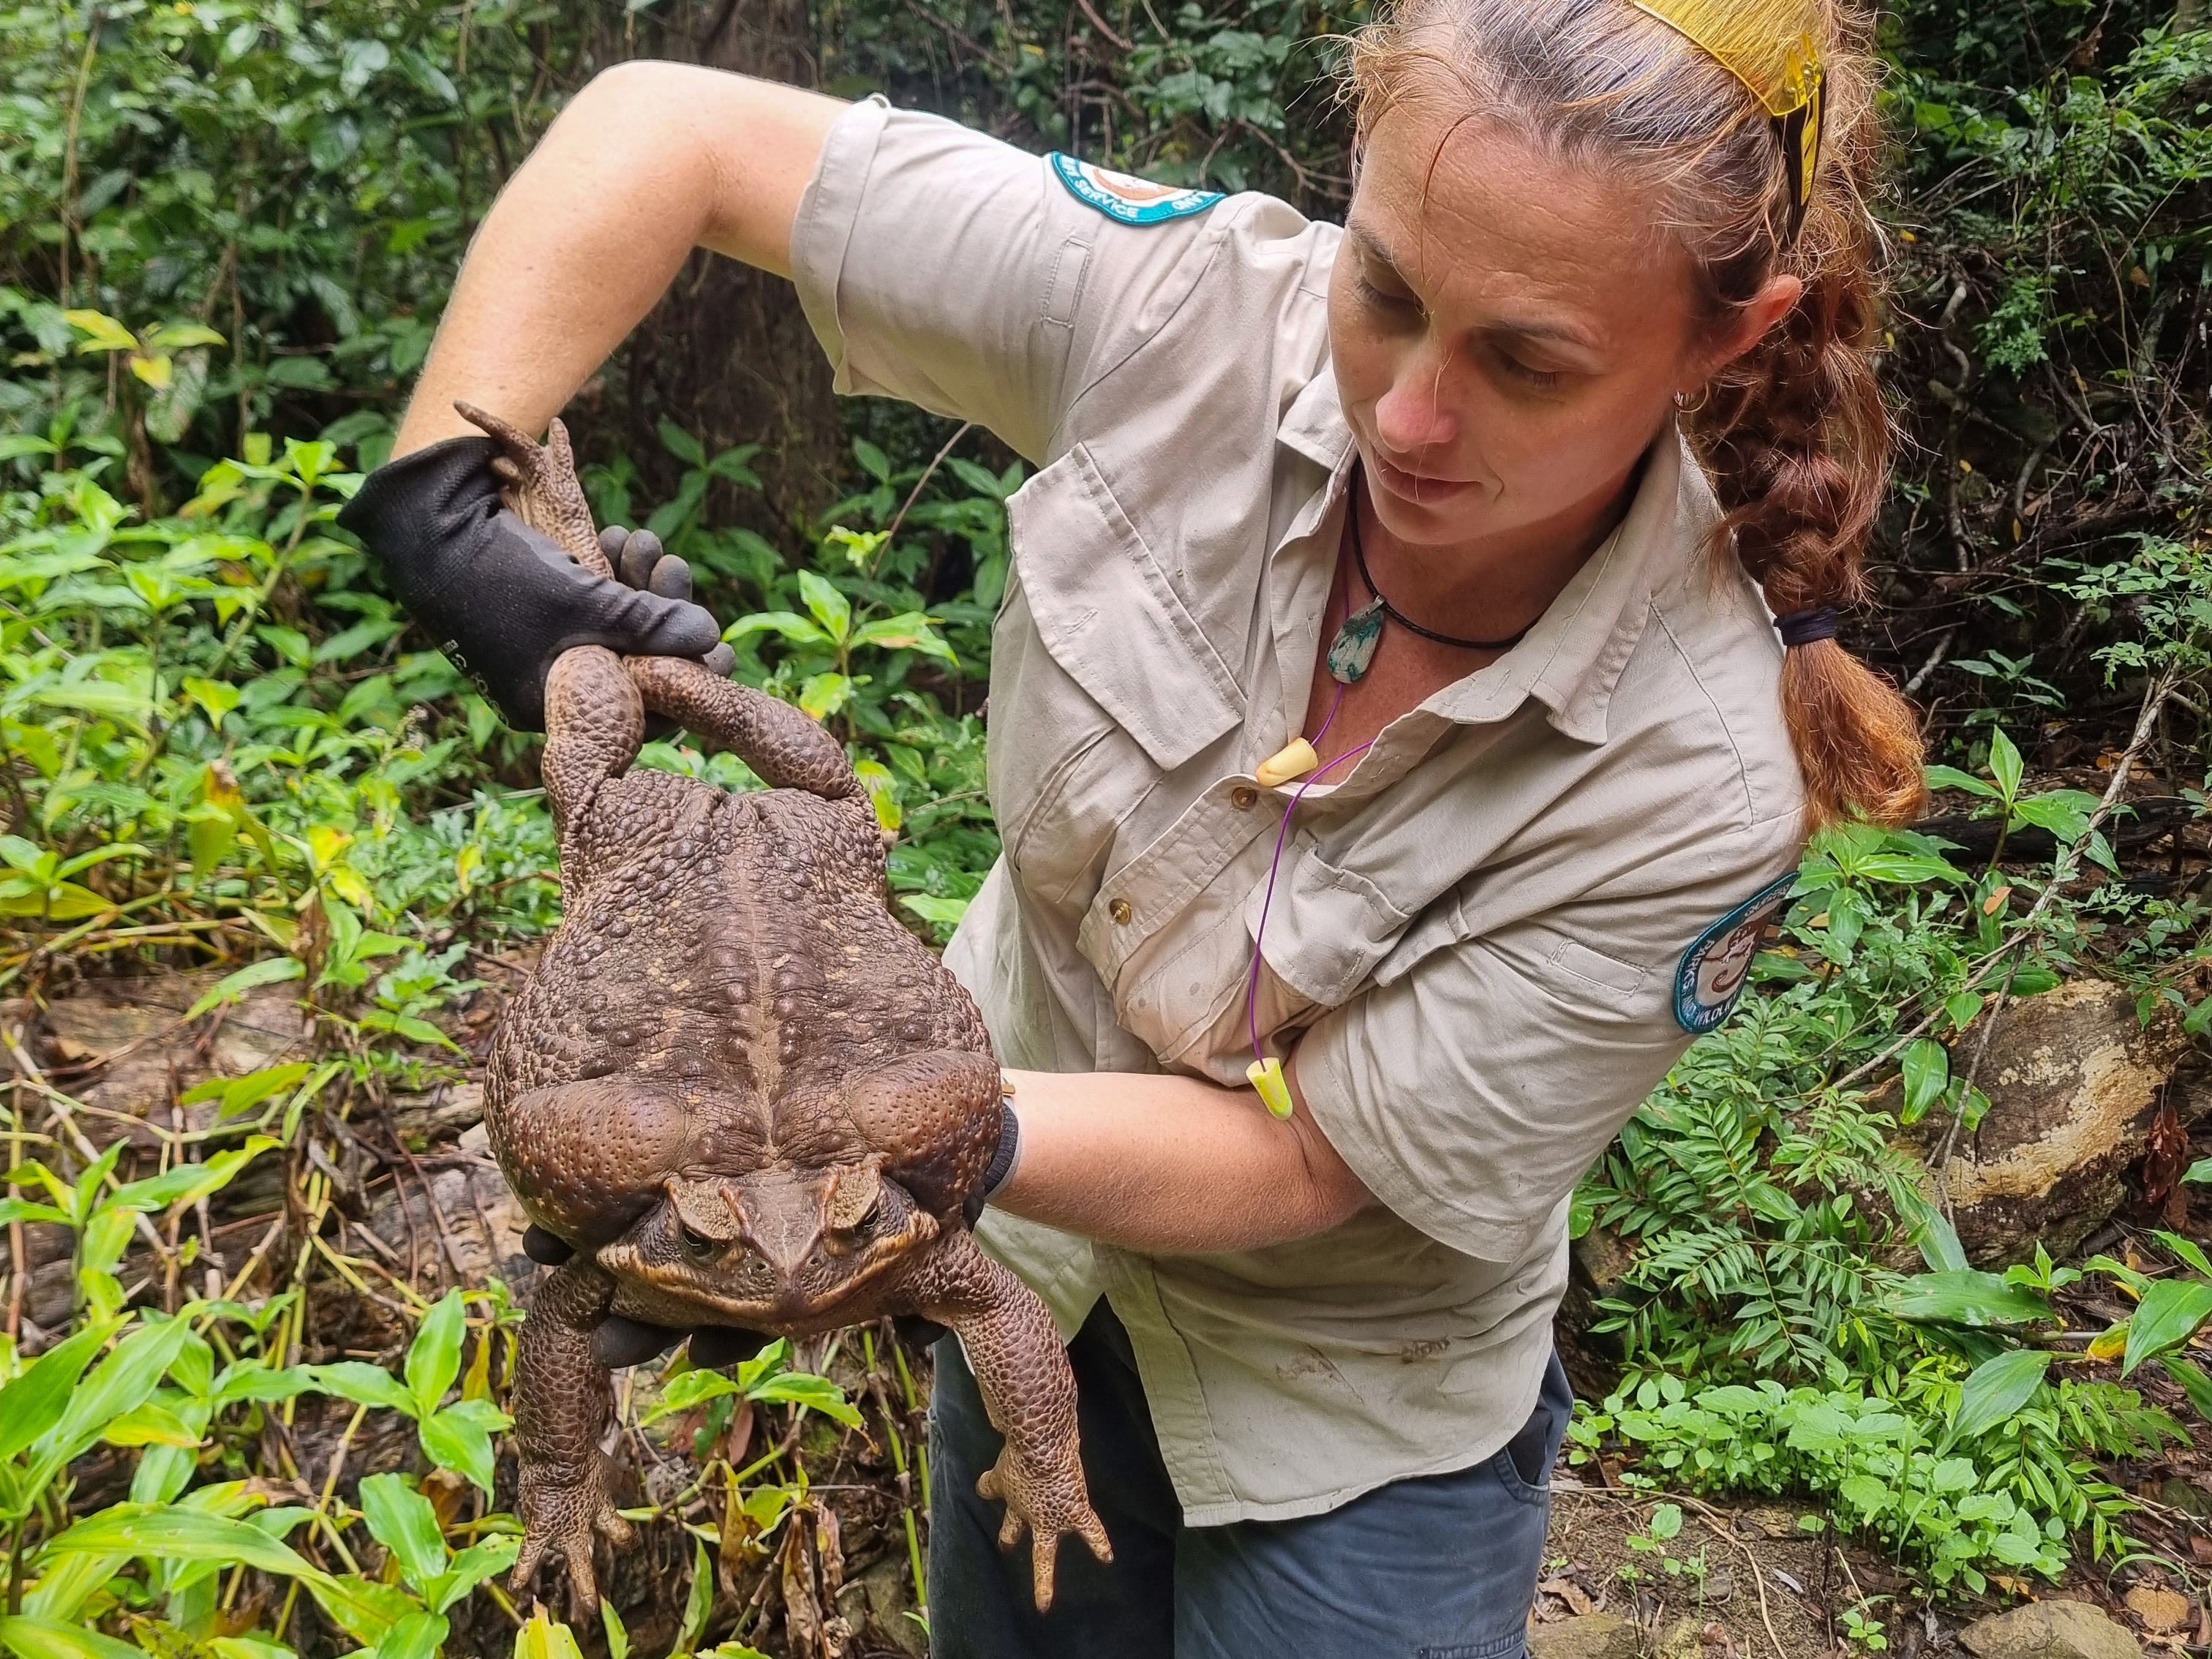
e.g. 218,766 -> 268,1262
1569,1364 -> 2178,1592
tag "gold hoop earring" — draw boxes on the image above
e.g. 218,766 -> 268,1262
1674,387 -> 1710,414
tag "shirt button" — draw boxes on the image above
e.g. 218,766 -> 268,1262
1230,786 -> 1259,811
1110,898 -> 1133,925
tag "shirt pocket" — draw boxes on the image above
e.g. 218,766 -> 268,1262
991,444 -> 1246,914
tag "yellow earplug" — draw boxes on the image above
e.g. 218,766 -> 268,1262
1254,738 -> 1319,789
1246,1056 -> 1295,1119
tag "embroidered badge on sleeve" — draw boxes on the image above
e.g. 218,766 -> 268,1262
1674,873 -> 1799,1034
1048,153 -> 1222,225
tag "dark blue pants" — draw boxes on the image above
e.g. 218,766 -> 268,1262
927,1303 -> 1571,1659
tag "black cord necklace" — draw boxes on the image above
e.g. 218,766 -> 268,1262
1325,472 -> 1533,684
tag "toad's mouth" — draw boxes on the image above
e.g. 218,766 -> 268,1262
594,1203 -> 938,1331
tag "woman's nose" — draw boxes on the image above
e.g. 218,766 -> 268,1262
1372,353 -> 1459,457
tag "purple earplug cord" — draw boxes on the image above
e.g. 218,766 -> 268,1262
1246,680 -> 1375,1066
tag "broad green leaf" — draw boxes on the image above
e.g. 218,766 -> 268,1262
601,1599 -> 632,1659
1899,1038 -> 1950,1125
854,758 -> 901,832
1647,1502 -> 1682,1540
42,1504 -> 315,1577
209,1641 -> 298,1659
851,612 -> 958,665
721,611 -> 830,648
1884,1271 -> 2053,1328
181,676 -> 241,726
2154,1230 -> 2212,1282
184,955 -> 304,1021
1950,1348 -> 2051,1443
108,1137 -> 276,1216
358,1473 -> 447,1588
852,437 -> 891,482
26,1317 -> 191,1491
1837,1475 -> 1889,1515
749,1371 -> 862,1426
64,310 -> 138,354
900,894 -> 971,928
0,1614 -> 143,1659
1987,729 -> 2022,798
0,1200 -> 67,1229
2121,1279 -> 2212,1374
514,1609 -> 588,1659
426,1535 -> 519,1614
0,1323 -> 110,1463
420,1402 -> 500,1494
795,570 -> 851,642
99,1399 -> 200,1448
1901,1197 -> 1969,1275
658,418 -> 706,466
338,38 -> 391,96
2158,1355 -> 2212,1420
405,1291 -> 467,1418
797,672 -> 854,721
2186,1158 -> 2212,1186
302,1361 -> 417,1417
0,881 -> 113,920
1924,764 -> 1998,798
306,1572 -> 416,1645
378,1613 -> 448,1659
672,1538 -> 714,1658
180,1062 -> 312,1118
20,1549 -> 129,1622
146,322 -> 227,353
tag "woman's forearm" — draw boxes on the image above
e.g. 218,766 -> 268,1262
394,63 -> 846,456
990,1064 -> 1372,1254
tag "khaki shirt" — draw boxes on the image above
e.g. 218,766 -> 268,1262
791,98 -> 1806,1524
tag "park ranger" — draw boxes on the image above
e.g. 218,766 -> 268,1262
338,0 -> 1927,1651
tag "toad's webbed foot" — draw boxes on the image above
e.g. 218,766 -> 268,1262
508,1260 -> 633,1619
908,1228 -> 1109,1611
976,1429 -> 1113,1611
512,1443 -> 634,1622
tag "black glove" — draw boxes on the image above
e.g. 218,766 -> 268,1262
336,435 -> 729,731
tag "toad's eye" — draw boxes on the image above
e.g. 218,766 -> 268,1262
678,1223 -> 715,1261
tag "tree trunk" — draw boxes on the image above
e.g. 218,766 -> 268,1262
593,0 -> 844,551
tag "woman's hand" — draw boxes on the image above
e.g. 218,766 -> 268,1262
990,1061 -> 1373,1254
336,439 -> 729,730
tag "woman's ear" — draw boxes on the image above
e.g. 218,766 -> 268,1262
1682,272 -> 1805,395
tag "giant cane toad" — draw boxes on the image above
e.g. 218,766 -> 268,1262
461,405 -> 1107,1615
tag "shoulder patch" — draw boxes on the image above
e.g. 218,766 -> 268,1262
1048,153 -> 1222,225
1674,873 -> 1797,1034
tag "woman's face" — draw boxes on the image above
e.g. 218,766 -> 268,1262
1328,97 -> 1715,551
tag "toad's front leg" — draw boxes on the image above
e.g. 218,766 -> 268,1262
509,1260 -> 635,1618
903,1227 -> 1110,1611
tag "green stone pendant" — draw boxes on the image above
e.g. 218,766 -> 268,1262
1328,598 -> 1385,683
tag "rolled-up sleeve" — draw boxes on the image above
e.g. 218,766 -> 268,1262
788,99 -> 1216,462
1293,866 -> 1786,1265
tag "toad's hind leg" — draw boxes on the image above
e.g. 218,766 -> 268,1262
543,647 -> 644,854
628,655 -> 860,802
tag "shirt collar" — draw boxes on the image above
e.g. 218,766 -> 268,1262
1272,365 -> 1710,747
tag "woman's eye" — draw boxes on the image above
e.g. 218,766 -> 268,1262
1497,354 -> 1564,391
1356,274 -> 1420,317
679,1224 -> 715,1260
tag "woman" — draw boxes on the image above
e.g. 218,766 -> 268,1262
340,0 -> 1925,1652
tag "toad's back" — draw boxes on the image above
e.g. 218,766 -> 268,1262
489,765 -> 992,1168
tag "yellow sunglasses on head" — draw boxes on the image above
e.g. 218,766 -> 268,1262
1630,0 -> 1827,240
